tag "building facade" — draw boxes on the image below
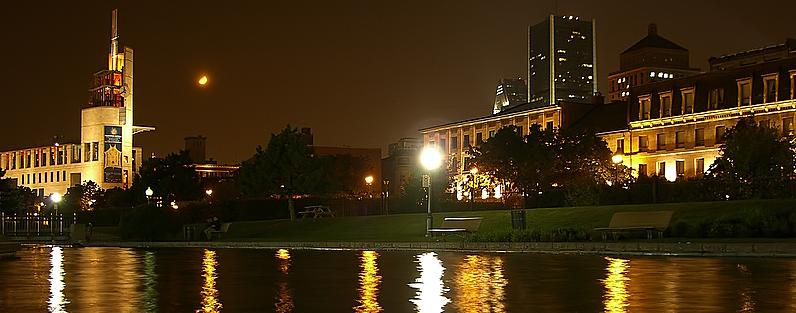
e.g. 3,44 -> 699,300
528,15 -> 597,107
607,24 -> 701,102
381,137 -> 420,196
492,78 -> 528,114
604,46 -> 796,181
0,10 -> 152,197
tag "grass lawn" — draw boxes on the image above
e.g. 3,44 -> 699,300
217,199 -> 796,242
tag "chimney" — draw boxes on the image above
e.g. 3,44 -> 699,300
648,23 -> 658,36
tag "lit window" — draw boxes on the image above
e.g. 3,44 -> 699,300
638,136 -> 648,152
660,93 -> 672,117
763,74 -> 777,103
681,88 -> 695,114
657,133 -> 667,150
695,128 -> 705,146
708,88 -> 724,109
650,72 -> 656,78
737,78 -> 752,106
675,131 -> 685,149
695,158 -> 705,177
676,160 -> 685,178
639,95 -> 651,120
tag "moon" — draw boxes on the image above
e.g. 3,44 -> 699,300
198,75 -> 208,86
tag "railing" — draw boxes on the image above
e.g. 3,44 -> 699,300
1,212 -> 76,237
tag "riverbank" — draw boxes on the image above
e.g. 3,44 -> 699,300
84,240 -> 796,257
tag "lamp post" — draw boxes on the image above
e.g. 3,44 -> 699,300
364,175 -> 374,198
419,146 -> 442,237
382,179 -> 390,215
51,192 -> 62,215
468,167 -> 478,210
612,154 -> 623,186
145,187 -> 154,204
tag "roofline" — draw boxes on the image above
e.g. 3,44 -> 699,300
419,105 -> 561,133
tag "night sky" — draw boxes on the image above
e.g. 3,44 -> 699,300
2,1 -> 795,163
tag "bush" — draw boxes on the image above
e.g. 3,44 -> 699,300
119,205 -> 181,241
466,228 -> 590,242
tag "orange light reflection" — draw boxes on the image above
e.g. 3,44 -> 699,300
199,249 -> 222,313
355,251 -> 382,313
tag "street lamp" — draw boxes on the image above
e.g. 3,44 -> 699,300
419,146 -> 443,236
145,187 -> 154,204
51,192 -> 62,215
364,175 -> 374,198
612,154 -> 623,164
205,189 -> 213,196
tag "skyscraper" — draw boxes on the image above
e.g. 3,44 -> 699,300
528,15 -> 597,107
492,78 -> 528,114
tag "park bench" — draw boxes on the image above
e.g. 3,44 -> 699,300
594,211 -> 673,240
428,217 -> 483,236
209,223 -> 232,240
299,205 -> 335,219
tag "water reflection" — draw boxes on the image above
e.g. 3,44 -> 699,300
453,255 -> 507,313
143,251 -> 158,312
355,251 -> 382,313
274,249 -> 294,313
602,257 -> 629,313
737,263 -> 755,312
199,249 -> 222,313
48,246 -> 68,313
409,252 -> 450,313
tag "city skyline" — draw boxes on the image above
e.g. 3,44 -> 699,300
2,1 -> 796,163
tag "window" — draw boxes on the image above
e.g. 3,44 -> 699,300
56,171 -> 59,182
57,148 -> 64,165
682,88 -> 694,114
39,173 -> 42,183
546,121 -> 554,130
640,96 -> 651,120
638,136 -> 649,152
738,79 -> 752,106
715,126 -> 726,144
657,133 -> 667,150
63,171 -> 66,182
638,164 -> 648,177
27,174 -> 30,185
84,143 -> 91,162
708,88 -> 724,109
695,128 -> 705,146
784,117 -> 794,135
660,93 -> 672,117
50,148 -> 55,165
34,151 -> 39,167
763,74 -> 778,103
676,160 -> 685,179
450,137 -> 458,150
440,139 -> 447,152
658,162 -> 666,176
695,158 -> 705,177
33,173 -> 36,184
616,138 -> 625,153
476,133 -> 483,145
463,135 -> 471,147
71,145 -> 81,163
92,142 -> 99,161
488,130 -> 495,138
675,131 -> 685,148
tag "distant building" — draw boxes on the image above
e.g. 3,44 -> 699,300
709,38 -> 796,71
528,15 -> 597,107
0,10 -> 152,197
492,78 -> 528,114
184,136 -> 207,163
301,128 -> 382,195
183,136 -> 238,180
608,24 -> 700,102
381,137 -> 421,196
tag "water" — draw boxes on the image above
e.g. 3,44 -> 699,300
1,247 -> 796,312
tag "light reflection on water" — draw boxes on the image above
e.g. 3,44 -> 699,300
453,255 -> 508,313
409,252 -> 450,313
355,251 -> 382,313
198,249 -> 222,313
602,257 -> 630,313
6,247 -> 796,312
274,248 -> 294,313
48,246 -> 68,313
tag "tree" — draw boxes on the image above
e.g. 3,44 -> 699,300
707,117 -> 796,199
0,168 -> 37,214
132,151 -> 202,203
238,126 -> 321,221
64,181 -> 103,211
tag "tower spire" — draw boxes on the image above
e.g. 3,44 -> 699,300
110,9 -> 119,71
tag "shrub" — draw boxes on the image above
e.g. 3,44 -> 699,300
119,205 -> 181,241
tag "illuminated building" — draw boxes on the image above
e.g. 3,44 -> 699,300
492,78 -> 528,114
607,24 -> 700,102
603,41 -> 796,181
528,15 -> 597,107
183,136 -> 239,180
0,9 -> 153,197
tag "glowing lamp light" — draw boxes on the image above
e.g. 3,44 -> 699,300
205,189 -> 213,196
494,185 -> 502,199
419,146 -> 443,171
145,187 -> 154,197
51,192 -> 62,203
365,175 -> 374,185
170,200 -> 179,210
612,154 -> 623,164
481,188 -> 489,200
198,75 -> 209,86
470,167 -> 478,175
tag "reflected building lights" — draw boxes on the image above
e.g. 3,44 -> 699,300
409,252 -> 450,313
275,249 -> 294,313
355,251 -> 382,313
737,263 -> 755,312
453,255 -> 507,313
143,251 -> 158,312
48,246 -> 68,313
199,249 -> 222,313
602,257 -> 630,313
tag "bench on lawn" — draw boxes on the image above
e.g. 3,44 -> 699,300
298,205 -> 335,219
428,217 -> 482,236
208,223 -> 232,241
594,211 -> 673,240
